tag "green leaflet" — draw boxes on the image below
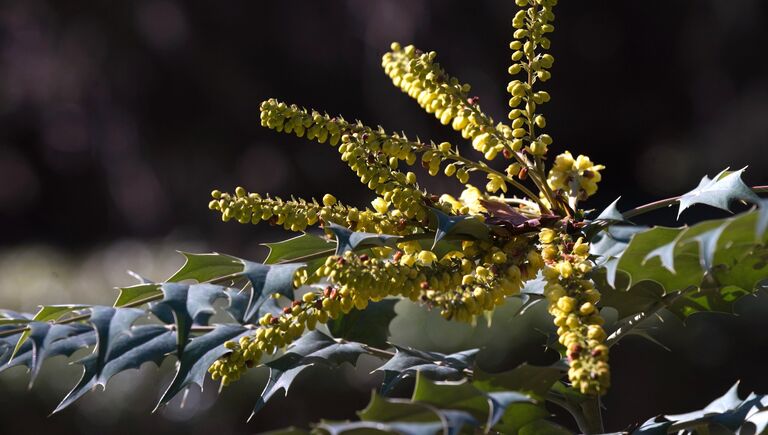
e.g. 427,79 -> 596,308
595,207 -> 768,320
114,283 -> 162,307
263,233 -> 335,264
7,304 -> 90,363
167,252 -> 245,283
357,389 -> 479,435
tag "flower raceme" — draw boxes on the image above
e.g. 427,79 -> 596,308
539,226 -> 609,395
209,0 -> 610,398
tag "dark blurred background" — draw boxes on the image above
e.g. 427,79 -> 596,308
1,0 -> 767,433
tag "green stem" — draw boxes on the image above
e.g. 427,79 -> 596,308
579,396 -> 605,434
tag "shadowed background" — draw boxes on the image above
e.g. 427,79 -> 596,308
1,0 -> 767,433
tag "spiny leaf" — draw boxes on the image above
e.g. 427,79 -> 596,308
592,197 -> 627,226
242,261 -> 306,323
1,322 -> 95,387
473,363 -> 564,398
263,233 -> 334,264
115,283 -> 162,307
375,347 -> 477,393
327,299 -> 398,348
251,331 -> 367,419
8,304 -> 90,363
677,168 -> 760,218
327,223 -> 401,255
89,306 -> 146,376
596,208 -> 768,320
634,382 -> 768,434
411,373 -> 533,430
151,283 -> 229,356
156,324 -> 249,409
167,252 -> 244,283
316,420 -> 444,435
429,208 -> 489,248
358,392 -> 479,435
54,325 -> 176,413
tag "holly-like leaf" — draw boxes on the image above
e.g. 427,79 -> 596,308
316,420 -> 444,435
1,322 -> 95,387
327,223 -> 401,255
167,252 -> 244,283
242,261 -> 306,323
677,168 -> 760,218
429,208 -> 489,248
156,324 -> 249,409
594,197 -> 627,225
115,283 -> 162,307
150,283 -> 229,356
473,363 -> 564,399
327,299 -> 398,348
89,306 -> 146,376
375,347 -> 477,393
358,392 -> 479,435
596,208 -> 768,320
411,373 -> 532,430
54,325 -> 177,413
263,233 -> 334,264
7,304 -> 90,363
634,382 -> 768,434
251,331 -> 367,419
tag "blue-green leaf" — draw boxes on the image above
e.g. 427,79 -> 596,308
678,168 -> 760,218
151,283 -> 228,356
375,347 -> 477,393
327,299 -> 398,348
634,382 -> 768,434
242,261 -> 306,322
327,223 -> 401,255
1,322 -> 95,387
156,324 -> 249,409
251,331 -> 367,419
429,208 -> 489,248
54,325 -> 176,413
89,306 -> 146,376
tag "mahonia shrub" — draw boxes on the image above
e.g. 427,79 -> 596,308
1,1 -> 767,434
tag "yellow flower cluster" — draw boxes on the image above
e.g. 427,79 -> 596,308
539,227 -> 609,395
382,43 -> 514,162
507,0 -> 557,157
547,151 -> 605,201
209,233 -> 543,386
208,291 -> 325,386
209,188 -> 415,235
